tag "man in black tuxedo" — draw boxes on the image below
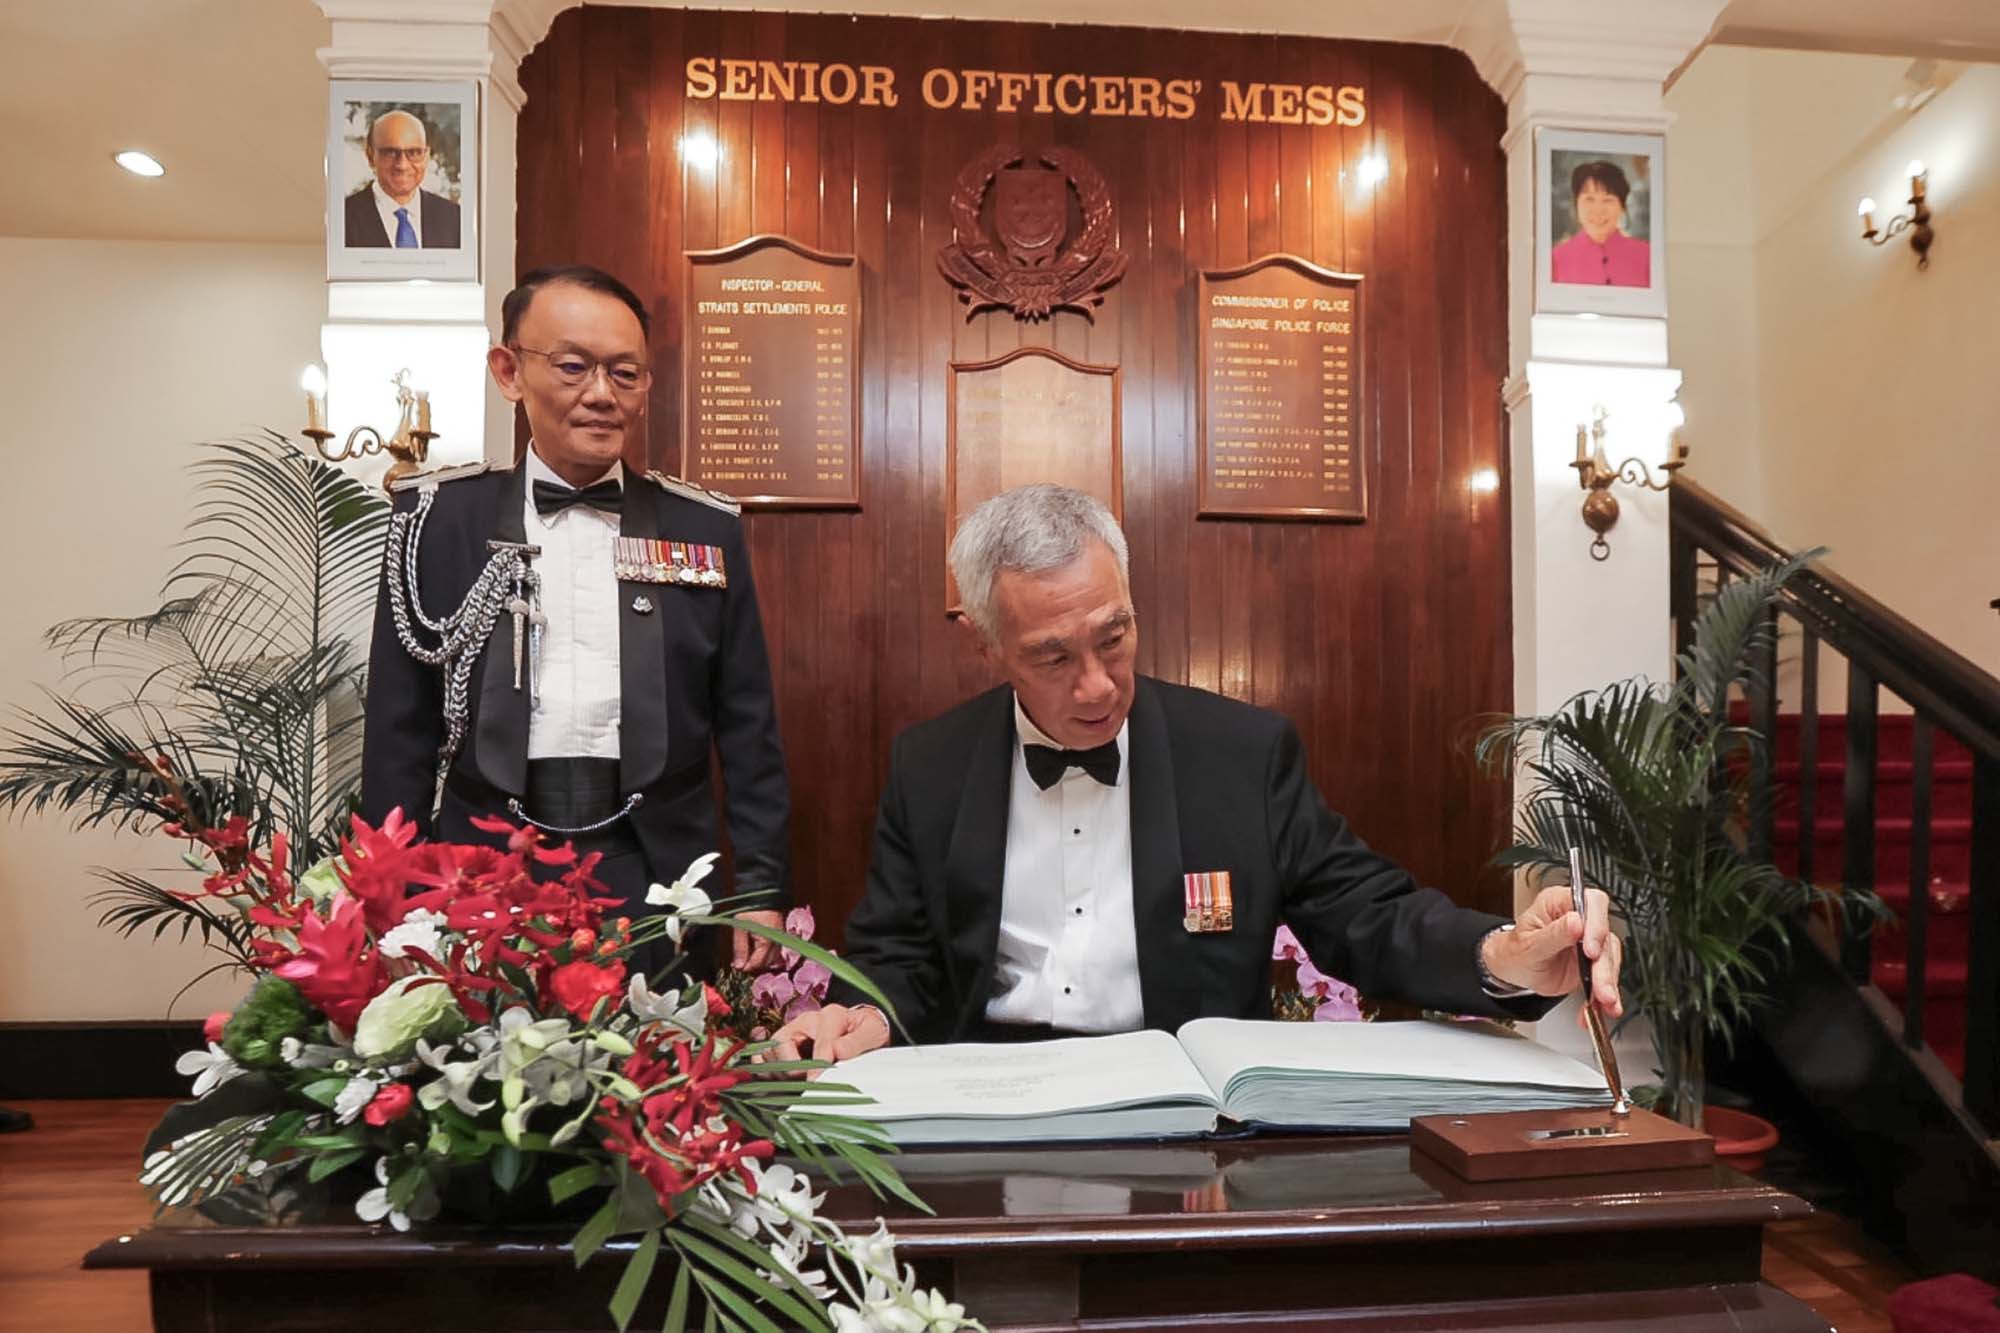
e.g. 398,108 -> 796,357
361,265 -> 786,968
342,109 -> 462,249
776,485 -> 1622,1062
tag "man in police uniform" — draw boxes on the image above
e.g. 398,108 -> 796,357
361,265 -> 788,966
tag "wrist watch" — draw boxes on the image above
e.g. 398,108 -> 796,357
1476,923 -> 1536,999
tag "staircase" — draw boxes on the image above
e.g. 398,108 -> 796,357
1765,713 -> 1976,1078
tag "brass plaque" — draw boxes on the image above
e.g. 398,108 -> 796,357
682,235 -> 860,509
1197,254 -> 1365,521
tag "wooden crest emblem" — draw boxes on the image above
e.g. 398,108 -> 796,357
936,145 -> 1128,321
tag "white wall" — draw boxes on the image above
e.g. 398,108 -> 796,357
0,238 -> 323,1022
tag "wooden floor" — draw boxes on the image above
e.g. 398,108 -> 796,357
0,1099 -> 1917,1333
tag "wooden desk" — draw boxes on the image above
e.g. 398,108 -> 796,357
86,1136 -> 1827,1332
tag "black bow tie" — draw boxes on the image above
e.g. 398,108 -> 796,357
533,477 -> 623,518
1023,740 -> 1120,791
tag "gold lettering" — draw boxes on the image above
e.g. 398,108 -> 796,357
1164,79 -> 1198,120
1335,85 -> 1366,126
922,67 -> 958,109
1268,84 -> 1303,124
1053,72 -> 1087,115
1090,75 -> 1127,116
860,64 -> 897,107
686,56 -> 718,100
1031,71 -> 1054,113
994,71 -> 1031,113
1126,76 -> 1165,119
959,69 -> 997,110
822,63 -> 857,104
797,61 -> 822,102
757,60 -> 795,101
1304,84 -> 1335,126
1221,81 -> 1266,122
719,59 -> 756,100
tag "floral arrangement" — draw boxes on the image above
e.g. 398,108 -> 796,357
142,804 -> 983,1333
713,906 -> 833,1045
1270,925 -> 1367,1023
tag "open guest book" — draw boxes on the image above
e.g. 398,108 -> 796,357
830,1018 -> 1613,1145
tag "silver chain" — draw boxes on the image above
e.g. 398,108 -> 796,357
383,488 -> 527,803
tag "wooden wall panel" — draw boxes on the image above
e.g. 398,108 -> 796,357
516,9 -> 1515,934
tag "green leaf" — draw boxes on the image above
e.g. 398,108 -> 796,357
490,1144 -> 526,1193
306,1147 -> 365,1182
548,1162 -> 604,1206
692,1270 -> 786,1333
663,1259 -> 692,1333
609,1228 -> 662,1332
570,1193 -> 621,1270
678,1218 -> 832,1332
298,1077 -> 347,1108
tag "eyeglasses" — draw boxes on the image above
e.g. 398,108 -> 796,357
371,146 -> 429,164
509,346 -> 653,393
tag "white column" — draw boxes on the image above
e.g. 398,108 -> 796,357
313,0 -> 557,477
1459,0 -> 1728,1072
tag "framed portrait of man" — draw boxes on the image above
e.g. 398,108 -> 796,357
1534,128 -> 1665,319
326,79 -> 479,281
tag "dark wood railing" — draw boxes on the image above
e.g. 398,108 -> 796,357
1671,478 -> 2000,1135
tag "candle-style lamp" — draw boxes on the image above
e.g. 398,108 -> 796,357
1570,402 -> 1688,561
1857,160 -> 1935,269
299,366 -> 438,492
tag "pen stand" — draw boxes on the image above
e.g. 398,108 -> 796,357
1409,1106 -> 1713,1182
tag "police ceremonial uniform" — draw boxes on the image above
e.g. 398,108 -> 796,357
359,457 -> 790,919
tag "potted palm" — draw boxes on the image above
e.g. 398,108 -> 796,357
1476,552 -> 1879,1130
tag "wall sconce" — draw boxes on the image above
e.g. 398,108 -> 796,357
1571,402 -> 1687,562
1858,161 -> 1934,270
301,365 -> 437,492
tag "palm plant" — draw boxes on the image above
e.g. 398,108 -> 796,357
0,433 -> 389,983
1476,552 -> 1879,1127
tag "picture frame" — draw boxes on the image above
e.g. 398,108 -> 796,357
1534,128 -> 1665,319
327,79 -> 479,282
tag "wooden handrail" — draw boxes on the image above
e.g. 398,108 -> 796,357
1672,478 -> 2000,758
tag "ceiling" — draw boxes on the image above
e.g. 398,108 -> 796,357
0,0 -> 1992,247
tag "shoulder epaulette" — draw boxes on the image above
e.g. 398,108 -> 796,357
389,459 -> 497,493
644,470 -> 741,516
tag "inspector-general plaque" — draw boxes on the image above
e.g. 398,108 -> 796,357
683,235 -> 860,509
1197,254 -> 1365,520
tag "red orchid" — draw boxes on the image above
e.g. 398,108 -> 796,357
593,1029 -> 773,1213
269,894 -> 387,1031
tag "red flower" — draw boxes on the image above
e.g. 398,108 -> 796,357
271,895 -> 386,1031
202,1011 -> 231,1044
362,1083 -> 415,1126
703,983 -> 731,1018
549,959 -> 628,1020
592,1030 -> 772,1213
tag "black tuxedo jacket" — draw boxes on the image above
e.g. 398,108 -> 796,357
343,187 -> 463,248
837,677 -> 1552,1041
359,465 -> 789,907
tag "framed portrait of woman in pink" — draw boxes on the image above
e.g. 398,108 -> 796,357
1535,129 -> 1666,318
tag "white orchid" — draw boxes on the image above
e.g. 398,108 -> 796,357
174,1042 -> 245,1097
378,908 -> 447,961
627,974 -> 709,1036
279,1036 -> 345,1069
414,1037 -> 496,1115
332,1073 -> 384,1125
643,851 -> 720,942
354,1156 -> 441,1233
747,1160 -> 824,1233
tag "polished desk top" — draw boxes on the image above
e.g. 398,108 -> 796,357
86,1133 -> 1808,1270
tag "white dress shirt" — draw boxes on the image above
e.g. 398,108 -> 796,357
523,448 -> 622,760
373,180 -> 423,246
985,695 -> 1145,1033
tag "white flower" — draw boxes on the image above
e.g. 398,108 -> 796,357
174,1043 -> 245,1097
628,974 -> 709,1036
352,974 -> 461,1060
644,851 -> 719,941
844,1221 -> 899,1284
354,1156 -> 440,1233
694,1180 -> 762,1240
414,1037 -> 496,1115
762,1224 -> 834,1301
280,1037 -> 344,1069
747,1160 -> 824,1232
333,1073 -> 384,1125
378,909 -> 447,961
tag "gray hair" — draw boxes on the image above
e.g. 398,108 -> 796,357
950,484 -> 1130,642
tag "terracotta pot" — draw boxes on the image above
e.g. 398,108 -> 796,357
1702,1104 -> 1779,1171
